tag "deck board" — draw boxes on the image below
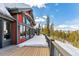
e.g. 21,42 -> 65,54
0,46 -> 50,56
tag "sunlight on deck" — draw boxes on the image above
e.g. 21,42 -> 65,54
0,46 -> 49,56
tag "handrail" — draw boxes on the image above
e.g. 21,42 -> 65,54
52,41 -> 71,56
45,35 -> 72,56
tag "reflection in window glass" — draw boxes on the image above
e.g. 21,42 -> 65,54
25,17 -> 30,25
26,27 -> 30,39
23,26 -> 25,32
3,21 -> 11,40
20,25 -> 22,33
23,16 -> 25,24
20,25 -> 26,38
20,25 -> 22,38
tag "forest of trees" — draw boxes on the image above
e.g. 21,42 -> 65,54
41,26 -> 79,48
40,16 -> 79,48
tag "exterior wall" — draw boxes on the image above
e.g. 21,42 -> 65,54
10,10 -> 35,44
17,12 -> 35,44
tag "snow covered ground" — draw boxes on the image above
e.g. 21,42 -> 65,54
55,40 -> 79,56
17,35 -> 48,47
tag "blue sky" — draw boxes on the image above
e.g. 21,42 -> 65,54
32,3 -> 79,31
32,3 -> 79,25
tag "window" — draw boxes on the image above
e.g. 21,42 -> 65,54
25,17 -> 30,25
26,27 -> 30,39
20,25 -> 22,33
20,25 -> 26,38
23,16 -> 26,24
3,21 -> 11,40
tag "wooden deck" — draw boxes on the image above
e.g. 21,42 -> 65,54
0,45 -> 50,56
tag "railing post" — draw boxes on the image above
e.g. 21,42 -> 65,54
50,40 -> 54,56
45,35 -> 62,56
54,47 -> 59,56
45,35 -> 55,56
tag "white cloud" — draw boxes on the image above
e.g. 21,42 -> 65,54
0,0 -> 61,8
43,15 -> 48,19
34,16 -> 46,28
58,24 -> 68,28
36,17 -> 39,19
1,0 -> 79,7
35,16 -> 50,28
25,0 -> 47,8
35,17 -> 46,23
54,19 -> 79,31
54,24 -> 79,31
0,0 -> 47,8
4,0 -> 79,9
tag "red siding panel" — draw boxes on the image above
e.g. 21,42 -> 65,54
18,14 -> 23,24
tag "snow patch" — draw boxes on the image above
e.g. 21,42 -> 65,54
55,40 -> 79,56
17,35 -> 48,47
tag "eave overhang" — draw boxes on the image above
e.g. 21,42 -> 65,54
0,12 -> 15,21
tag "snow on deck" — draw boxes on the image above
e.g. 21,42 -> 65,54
17,35 -> 48,47
55,40 -> 79,56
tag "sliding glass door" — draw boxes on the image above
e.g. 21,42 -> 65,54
3,20 -> 12,47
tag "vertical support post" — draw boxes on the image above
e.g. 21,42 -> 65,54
16,14 -> 18,44
11,21 -> 17,45
50,40 -> 54,56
